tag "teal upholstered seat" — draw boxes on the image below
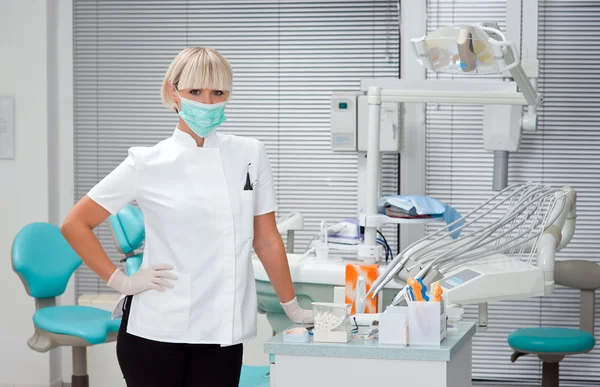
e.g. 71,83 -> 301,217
33,306 -> 121,345
239,365 -> 270,387
109,204 -> 145,254
509,327 -> 595,355
108,204 -> 145,275
12,222 -> 120,387
125,253 -> 143,276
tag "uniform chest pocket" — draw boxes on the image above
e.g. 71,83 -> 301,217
240,190 -> 255,241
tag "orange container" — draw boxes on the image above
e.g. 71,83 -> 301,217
345,263 -> 379,314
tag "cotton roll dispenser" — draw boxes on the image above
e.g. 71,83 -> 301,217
312,302 -> 353,343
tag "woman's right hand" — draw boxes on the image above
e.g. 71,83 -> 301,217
107,264 -> 177,296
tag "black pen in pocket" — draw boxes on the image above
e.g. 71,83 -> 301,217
244,163 -> 253,190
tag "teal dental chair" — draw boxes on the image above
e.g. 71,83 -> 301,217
108,203 -> 144,276
12,222 -> 121,387
110,205 -> 271,387
508,260 -> 599,387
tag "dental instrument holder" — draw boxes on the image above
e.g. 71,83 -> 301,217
312,302 -> 353,343
379,301 -> 447,346
370,183 -> 577,333
408,300 -> 447,346
379,306 -> 409,345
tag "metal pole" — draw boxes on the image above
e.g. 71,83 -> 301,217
71,347 -> 89,387
492,151 -> 509,191
362,86 -> 382,263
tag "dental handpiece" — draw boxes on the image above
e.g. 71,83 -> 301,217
368,255 -> 411,299
391,264 -> 432,305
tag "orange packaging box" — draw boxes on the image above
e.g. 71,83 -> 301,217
345,263 -> 379,314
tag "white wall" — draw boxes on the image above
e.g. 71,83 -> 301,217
50,0 -> 76,381
0,0 -> 52,385
0,0 -> 74,386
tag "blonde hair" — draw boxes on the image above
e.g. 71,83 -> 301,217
161,47 -> 233,110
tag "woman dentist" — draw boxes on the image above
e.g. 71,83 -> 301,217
61,47 -> 312,387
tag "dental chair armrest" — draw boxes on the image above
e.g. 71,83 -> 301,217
276,212 -> 304,233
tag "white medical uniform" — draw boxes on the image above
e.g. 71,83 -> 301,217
87,128 -> 277,345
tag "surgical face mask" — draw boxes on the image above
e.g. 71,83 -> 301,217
176,90 -> 227,138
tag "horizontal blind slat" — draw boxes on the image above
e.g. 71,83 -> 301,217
74,0 -> 400,303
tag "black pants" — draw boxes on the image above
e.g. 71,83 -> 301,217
117,296 -> 243,387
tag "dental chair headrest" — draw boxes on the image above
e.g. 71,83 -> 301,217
108,204 -> 145,255
555,260 -> 600,291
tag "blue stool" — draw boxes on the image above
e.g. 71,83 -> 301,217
239,365 -> 270,387
108,203 -> 145,275
508,260 -> 600,387
12,222 -> 121,387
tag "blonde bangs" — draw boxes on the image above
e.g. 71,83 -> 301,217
177,50 -> 232,92
161,47 -> 233,110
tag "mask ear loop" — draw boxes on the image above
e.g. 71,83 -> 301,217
173,83 -> 181,113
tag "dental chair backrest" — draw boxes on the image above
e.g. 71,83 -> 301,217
12,223 -> 82,309
108,204 -> 144,275
555,260 -> 600,334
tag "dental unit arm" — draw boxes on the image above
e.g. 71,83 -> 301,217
356,24 -> 562,323
323,23 -> 566,327
345,22 -> 543,266
367,183 -> 577,329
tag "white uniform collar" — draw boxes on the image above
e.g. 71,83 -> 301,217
172,127 -> 217,149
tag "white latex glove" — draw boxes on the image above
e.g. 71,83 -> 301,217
281,297 -> 314,324
107,264 -> 177,296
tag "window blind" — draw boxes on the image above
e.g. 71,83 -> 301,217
425,0 -> 600,385
73,0 -> 400,296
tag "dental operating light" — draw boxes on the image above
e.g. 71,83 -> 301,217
411,22 -> 541,106
360,22 -> 543,263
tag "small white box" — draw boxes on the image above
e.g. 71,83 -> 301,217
313,329 -> 352,343
379,306 -> 409,345
330,92 -> 359,151
408,301 -> 447,346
